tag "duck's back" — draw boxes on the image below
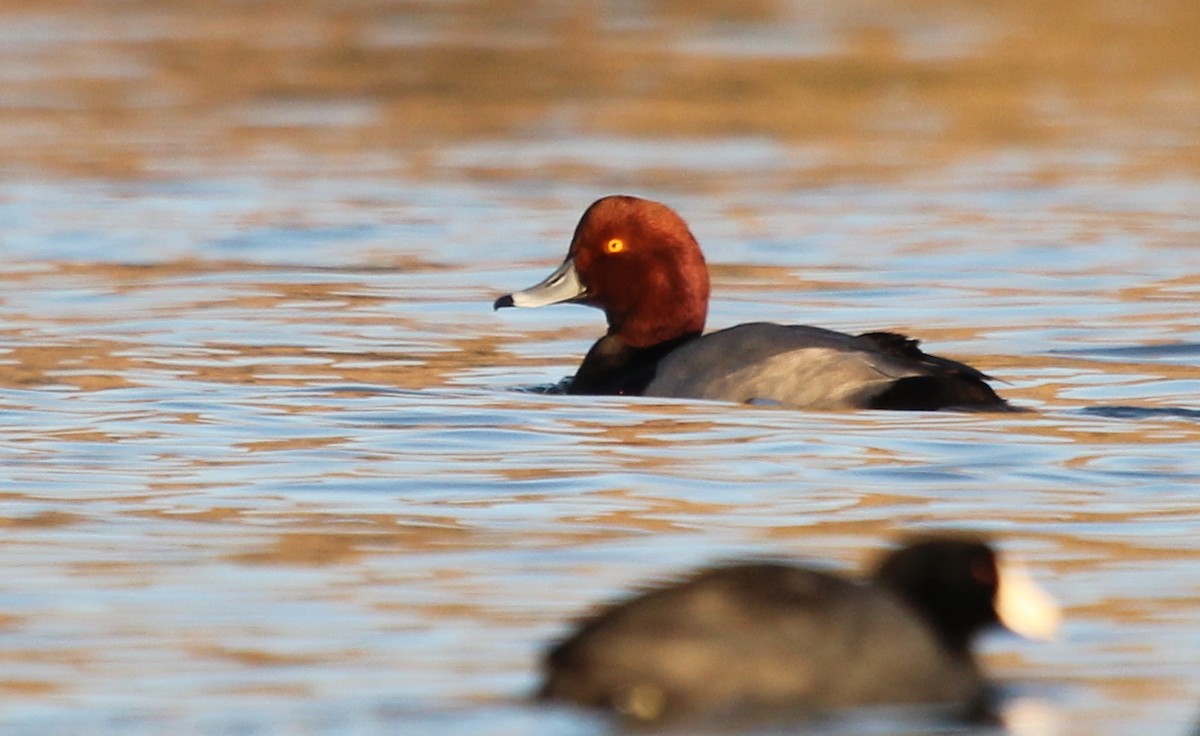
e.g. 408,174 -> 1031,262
539,563 -> 981,720
643,323 -> 1008,411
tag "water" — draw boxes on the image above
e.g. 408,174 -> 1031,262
2,1 -> 1199,735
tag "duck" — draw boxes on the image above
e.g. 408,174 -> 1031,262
494,195 -> 1015,411
538,535 -> 1059,723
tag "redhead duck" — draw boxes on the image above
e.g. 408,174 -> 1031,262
494,195 -> 1014,411
539,536 -> 1059,723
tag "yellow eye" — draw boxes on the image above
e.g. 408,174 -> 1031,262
605,238 -> 625,254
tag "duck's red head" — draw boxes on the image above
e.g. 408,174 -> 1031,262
494,196 -> 710,348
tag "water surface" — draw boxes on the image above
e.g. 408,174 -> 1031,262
1,1 -> 1199,734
